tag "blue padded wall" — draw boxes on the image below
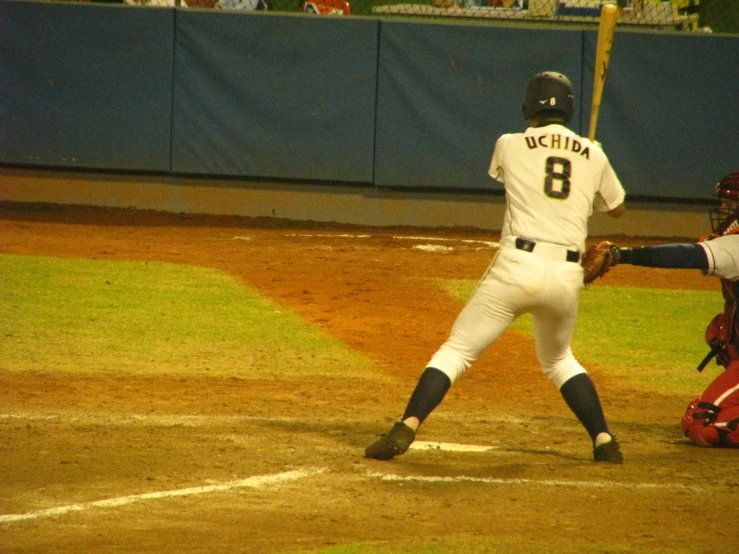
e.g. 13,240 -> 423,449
581,30 -> 739,199
1,2 -> 737,199
0,2 -> 174,171
374,21 -> 583,191
171,12 -> 379,182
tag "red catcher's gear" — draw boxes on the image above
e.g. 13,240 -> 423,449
681,361 -> 739,448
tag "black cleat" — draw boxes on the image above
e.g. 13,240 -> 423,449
365,422 -> 416,460
593,436 -> 624,463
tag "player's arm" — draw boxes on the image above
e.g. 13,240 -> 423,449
616,243 -> 708,269
594,160 -> 626,218
488,134 -> 508,184
607,202 -> 625,218
594,195 -> 625,218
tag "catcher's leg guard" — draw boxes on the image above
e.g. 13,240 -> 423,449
681,397 -> 702,435
715,405 -> 739,447
682,362 -> 739,447
681,399 -> 722,447
686,421 -> 721,447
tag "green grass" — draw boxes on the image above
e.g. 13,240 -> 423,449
0,254 -> 726,393
0,254 -> 374,378
436,278 -> 725,394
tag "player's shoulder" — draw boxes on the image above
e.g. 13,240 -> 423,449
496,132 -> 520,142
493,132 -> 520,151
560,127 -> 606,155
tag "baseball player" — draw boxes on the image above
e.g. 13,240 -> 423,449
602,171 -> 739,447
366,72 -> 627,463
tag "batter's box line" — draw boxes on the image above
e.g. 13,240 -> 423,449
0,468 -> 325,525
366,472 -> 704,493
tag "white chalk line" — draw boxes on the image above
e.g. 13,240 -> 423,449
368,472 -> 704,493
1,412 -> 529,427
278,233 -> 498,248
0,412 -> 300,427
395,236 -> 499,248
413,244 -> 454,252
0,468 -> 324,524
410,441 -> 499,453
283,233 -> 371,238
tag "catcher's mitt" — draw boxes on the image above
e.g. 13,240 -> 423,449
581,241 -> 619,284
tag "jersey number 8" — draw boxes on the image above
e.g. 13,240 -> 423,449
544,156 -> 571,200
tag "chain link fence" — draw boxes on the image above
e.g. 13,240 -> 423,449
74,0 -> 739,33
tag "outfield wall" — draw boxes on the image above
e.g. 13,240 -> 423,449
0,1 -> 734,237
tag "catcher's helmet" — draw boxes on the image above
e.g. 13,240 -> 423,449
522,72 -> 575,124
709,171 -> 739,234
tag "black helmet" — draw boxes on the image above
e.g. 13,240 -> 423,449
709,171 -> 739,234
522,72 -> 575,124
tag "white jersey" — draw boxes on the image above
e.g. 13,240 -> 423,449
701,234 -> 739,281
489,123 -> 625,252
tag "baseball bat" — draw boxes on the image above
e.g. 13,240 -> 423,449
588,3 -> 619,142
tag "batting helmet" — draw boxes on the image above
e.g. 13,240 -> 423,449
522,72 -> 575,124
709,171 -> 739,234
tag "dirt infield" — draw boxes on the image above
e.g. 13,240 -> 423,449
1,202 -> 736,553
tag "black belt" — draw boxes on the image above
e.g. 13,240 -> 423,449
515,238 -> 581,263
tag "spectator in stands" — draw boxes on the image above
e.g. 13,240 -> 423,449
217,0 -> 267,9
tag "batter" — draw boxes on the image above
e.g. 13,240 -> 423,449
365,71 -> 627,463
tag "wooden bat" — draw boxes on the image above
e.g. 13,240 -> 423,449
588,3 -> 619,142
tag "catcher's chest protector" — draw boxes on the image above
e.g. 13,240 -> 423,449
681,362 -> 739,448
719,226 -> 739,332
720,278 -> 739,351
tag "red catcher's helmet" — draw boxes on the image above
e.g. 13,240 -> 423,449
710,171 -> 739,234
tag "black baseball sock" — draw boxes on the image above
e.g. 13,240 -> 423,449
559,373 -> 609,442
402,367 -> 452,424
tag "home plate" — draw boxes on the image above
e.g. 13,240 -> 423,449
409,441 -> 498,452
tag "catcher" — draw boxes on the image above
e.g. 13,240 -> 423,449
584,171 -> 739,448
